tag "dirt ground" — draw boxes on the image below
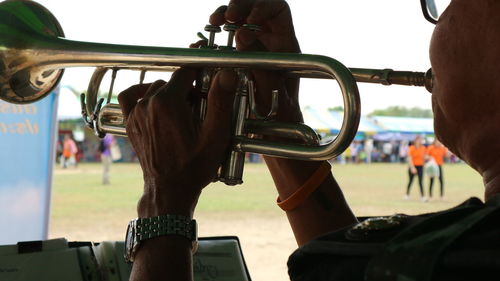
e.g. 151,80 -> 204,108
50,211 -> 297,281
197,212 -> 298,281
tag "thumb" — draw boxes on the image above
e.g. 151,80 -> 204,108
195,70 -> 238,179
204,69 -> 238,126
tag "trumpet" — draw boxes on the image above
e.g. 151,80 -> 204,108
0,0 -> 432,185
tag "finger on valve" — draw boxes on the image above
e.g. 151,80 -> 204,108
194,70 -> 238,171
118,83 -> 153,120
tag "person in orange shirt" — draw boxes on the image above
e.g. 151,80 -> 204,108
405,135 -> 427,201
61,134 -> 77,169
427,139 -> 448,199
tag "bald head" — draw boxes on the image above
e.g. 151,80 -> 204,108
430,0 -> 500,184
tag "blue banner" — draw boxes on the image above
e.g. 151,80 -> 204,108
0,90 -> 58,244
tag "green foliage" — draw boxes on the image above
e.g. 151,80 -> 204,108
368,106 -> 433,118
328,106 -> 344,112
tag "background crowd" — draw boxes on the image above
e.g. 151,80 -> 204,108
55,130 -> 460,167
336,137 -> 458,165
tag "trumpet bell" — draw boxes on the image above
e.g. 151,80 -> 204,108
0,0 -> 65,104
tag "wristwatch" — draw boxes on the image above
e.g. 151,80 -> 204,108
124,214 -> 198,263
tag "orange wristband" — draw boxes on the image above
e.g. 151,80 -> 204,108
276,161 -> 331,211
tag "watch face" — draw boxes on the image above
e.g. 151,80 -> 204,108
124,220 -> 136,262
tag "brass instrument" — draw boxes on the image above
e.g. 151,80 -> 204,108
0,0 -> 432,185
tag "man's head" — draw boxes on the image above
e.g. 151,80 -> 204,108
433,139 -> 442,147
414,135 -> 423,147
430,0 -> 500,192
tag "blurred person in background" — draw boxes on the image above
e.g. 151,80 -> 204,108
427,139 -> 448,199
382,141 -> 393,162
349,141 -> 359,163
343,144 -> 351,163
61,134 -> 77,169
363,138 -> 373,164
100,134 -> 115,184
398,140 -> 409,163
405,135 -> 427,201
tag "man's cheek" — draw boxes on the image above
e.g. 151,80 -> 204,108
432,100 -> 461,160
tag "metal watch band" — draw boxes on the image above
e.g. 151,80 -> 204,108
135,215 -> 196,242
124,214 -> 198,263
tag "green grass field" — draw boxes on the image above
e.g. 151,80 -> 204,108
50,161 -> 484,240
49,161 -> 486,281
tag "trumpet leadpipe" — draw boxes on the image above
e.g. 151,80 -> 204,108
287,68 -> 432,92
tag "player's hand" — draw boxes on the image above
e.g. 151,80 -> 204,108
210,0 -> 302,123
118,69 -> 237,217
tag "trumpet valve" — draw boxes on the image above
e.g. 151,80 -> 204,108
139,69 -> 147,84
204,24 -> 221,48
221,24 -> 240,50
248,77 -> 280,121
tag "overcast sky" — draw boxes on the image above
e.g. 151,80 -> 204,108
36,0 -> 435,115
